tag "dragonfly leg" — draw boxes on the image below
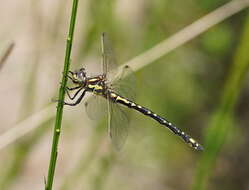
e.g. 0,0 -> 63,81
66,86 -> 82,91
66,87 -> 83,100
64,90 -> 87,106
61,70 -> 74,81
66,71 -> 74,81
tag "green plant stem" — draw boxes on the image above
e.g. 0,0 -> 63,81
192,12 -> 249,190
45,0 -> 79,189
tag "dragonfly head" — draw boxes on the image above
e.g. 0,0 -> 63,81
70,68 -> 87,84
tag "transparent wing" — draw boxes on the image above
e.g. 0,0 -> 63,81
101,33 -> 118,79
108,101 -> 130,150
84,95 -> 107,120
110,65 -> 136,101
85,93 -> 130,150
101,33 -> 135,150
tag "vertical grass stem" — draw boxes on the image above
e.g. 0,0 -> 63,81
45,0 -> 79,189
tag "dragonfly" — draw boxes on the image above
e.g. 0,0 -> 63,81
64,33 -> 203,151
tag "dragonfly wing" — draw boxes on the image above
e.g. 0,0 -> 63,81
108,100 -> 130,150
101,33 -> 135,150
101,33 -> 118,79
111,65 -> 136,101
84,95 -> 107,120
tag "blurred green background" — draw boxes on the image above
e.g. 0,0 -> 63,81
0,0 -> 249,190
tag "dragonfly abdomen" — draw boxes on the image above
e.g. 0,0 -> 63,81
108,91 -> 203,151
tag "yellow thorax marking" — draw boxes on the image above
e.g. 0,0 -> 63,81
88,84 -> 103,90
88,78 -> 99,82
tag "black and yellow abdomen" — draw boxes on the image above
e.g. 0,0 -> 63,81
108,91 -> 203,151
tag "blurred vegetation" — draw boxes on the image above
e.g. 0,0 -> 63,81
193,11 -> 249,190
0,0 -> 249,190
